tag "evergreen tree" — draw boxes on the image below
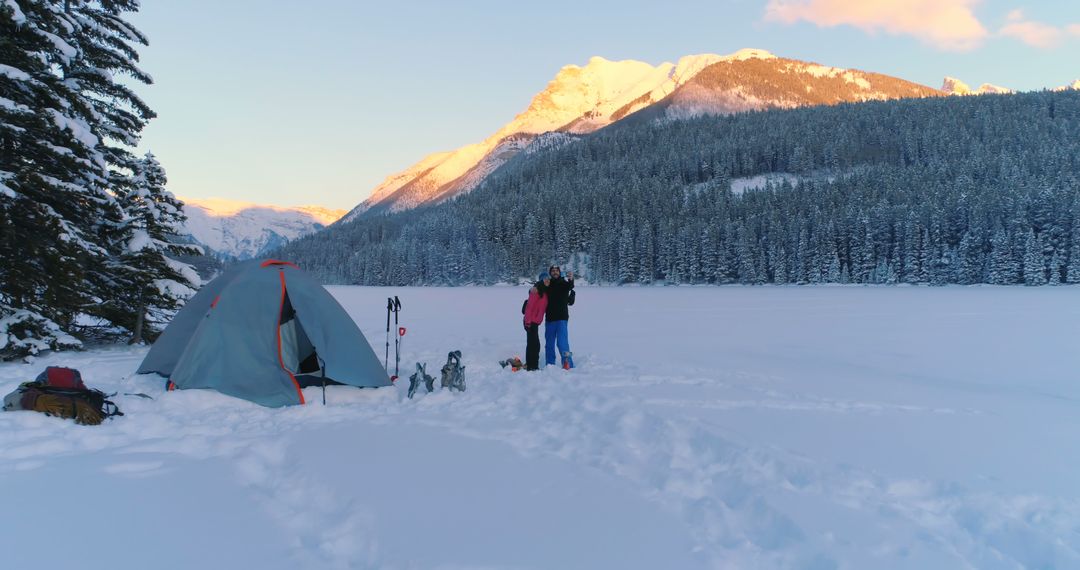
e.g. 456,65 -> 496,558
1067,209 -> 1080,284
617,227 -> 637,284
1,1 -> 185,356
1023,230 -> 1048,286
112,154 -> 201,343
2,0 -> 113,355
988,229 -> 1015,284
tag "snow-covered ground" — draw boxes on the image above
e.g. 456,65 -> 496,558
2,286 -> 1079,569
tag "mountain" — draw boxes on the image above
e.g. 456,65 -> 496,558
344,49 -> 942,220
616,55 -> 941,125
941,77 -> 1013,96
279,89 -> 1080,288
181,198 -> 345,259
1054,79 -> 1080,92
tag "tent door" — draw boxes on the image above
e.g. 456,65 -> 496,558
280,292 -> 320,375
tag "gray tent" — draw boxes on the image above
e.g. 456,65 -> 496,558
137,259 -> 390,407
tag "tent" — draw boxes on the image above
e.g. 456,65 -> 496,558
137,259 -> 390,407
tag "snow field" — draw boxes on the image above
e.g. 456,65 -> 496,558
2,286 -> 1079,569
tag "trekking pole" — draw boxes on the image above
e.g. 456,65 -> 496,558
384,297 -> 392,375
318,355 -> 327,406
392,296 -> 403,380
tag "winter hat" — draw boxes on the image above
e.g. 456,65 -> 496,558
538,271 -> 549,282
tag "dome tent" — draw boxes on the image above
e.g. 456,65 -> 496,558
138,259 -> 390,407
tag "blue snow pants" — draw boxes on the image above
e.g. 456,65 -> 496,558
544,320 -> 574,368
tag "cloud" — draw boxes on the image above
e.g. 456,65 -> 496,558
997,10 -> 1080,49
764,0 -> 989,51
999,9 -> 1063,48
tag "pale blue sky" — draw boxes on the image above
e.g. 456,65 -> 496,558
128,1 -> 1080,210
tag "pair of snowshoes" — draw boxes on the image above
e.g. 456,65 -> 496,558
407,363 -> 435,399
441,350 -> 466,392
406,351 -> 465,399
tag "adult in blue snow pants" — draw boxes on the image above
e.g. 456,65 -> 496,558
543,265 -> 575,369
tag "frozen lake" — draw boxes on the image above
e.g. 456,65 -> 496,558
2,285 -> 1079,569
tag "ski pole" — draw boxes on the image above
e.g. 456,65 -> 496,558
384,297 -> 392,375
393,296 -> 402,379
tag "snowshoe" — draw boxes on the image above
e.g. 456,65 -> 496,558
441,350 -> 466,392
407,362 -> 435,399
561,351 -> 573,370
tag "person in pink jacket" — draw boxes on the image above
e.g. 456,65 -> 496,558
522,272 -> 550,371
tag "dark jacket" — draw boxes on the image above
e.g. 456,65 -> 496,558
544,277 -> 575,321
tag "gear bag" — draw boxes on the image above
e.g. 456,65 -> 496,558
2,367 -> 122,426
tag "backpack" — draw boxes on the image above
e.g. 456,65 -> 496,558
2,367 -> 122,425
35,366 -> 86,389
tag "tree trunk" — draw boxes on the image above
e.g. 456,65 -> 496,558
130,296 -> 146,345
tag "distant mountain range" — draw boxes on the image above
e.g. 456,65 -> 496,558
180,198 -> 345,259
277,85 -> 1080,288
190,50 -> 1079,261
344,49 -> 979,219
940,76 -> 1012,96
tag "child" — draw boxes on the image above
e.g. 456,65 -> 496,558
522,272 -> 549,371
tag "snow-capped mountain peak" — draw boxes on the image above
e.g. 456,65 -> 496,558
348,53 -> 731,219
722,48 -> 777,61
1053,79 -> 1080,92
941,76 -> 971,94
181,197 -> 345,259
941,77 -> 1013,96
344,49 -> 937,220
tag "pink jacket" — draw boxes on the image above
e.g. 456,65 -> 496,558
523,287 -> 547,327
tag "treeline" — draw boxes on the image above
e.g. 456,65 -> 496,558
278,89 -> 1080,286
1,1 -> 197,358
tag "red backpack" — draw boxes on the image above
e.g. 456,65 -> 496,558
35,367 -> 87,389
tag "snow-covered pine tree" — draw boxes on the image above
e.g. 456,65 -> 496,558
957,231 -> 984,284
617,227 -> 637,284
1,0 -> 174,356
736,225 -> 760,284
638,220 -> 655,284
1023,230 -> 1048,286
61,0 -> 167,330
988,228 -> 1014,284
1,0 -> 110,357
112,153 -> 201,344
1067,205 -> 1080,284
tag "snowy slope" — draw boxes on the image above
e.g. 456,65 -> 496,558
344,52 -> 740,219
181,197 -> 345,259
345,49 -> 943,219
627,56 -> 941,123
3,286 -> 1079,569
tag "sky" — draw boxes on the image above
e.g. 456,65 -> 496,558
127,0 -> 1080,211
